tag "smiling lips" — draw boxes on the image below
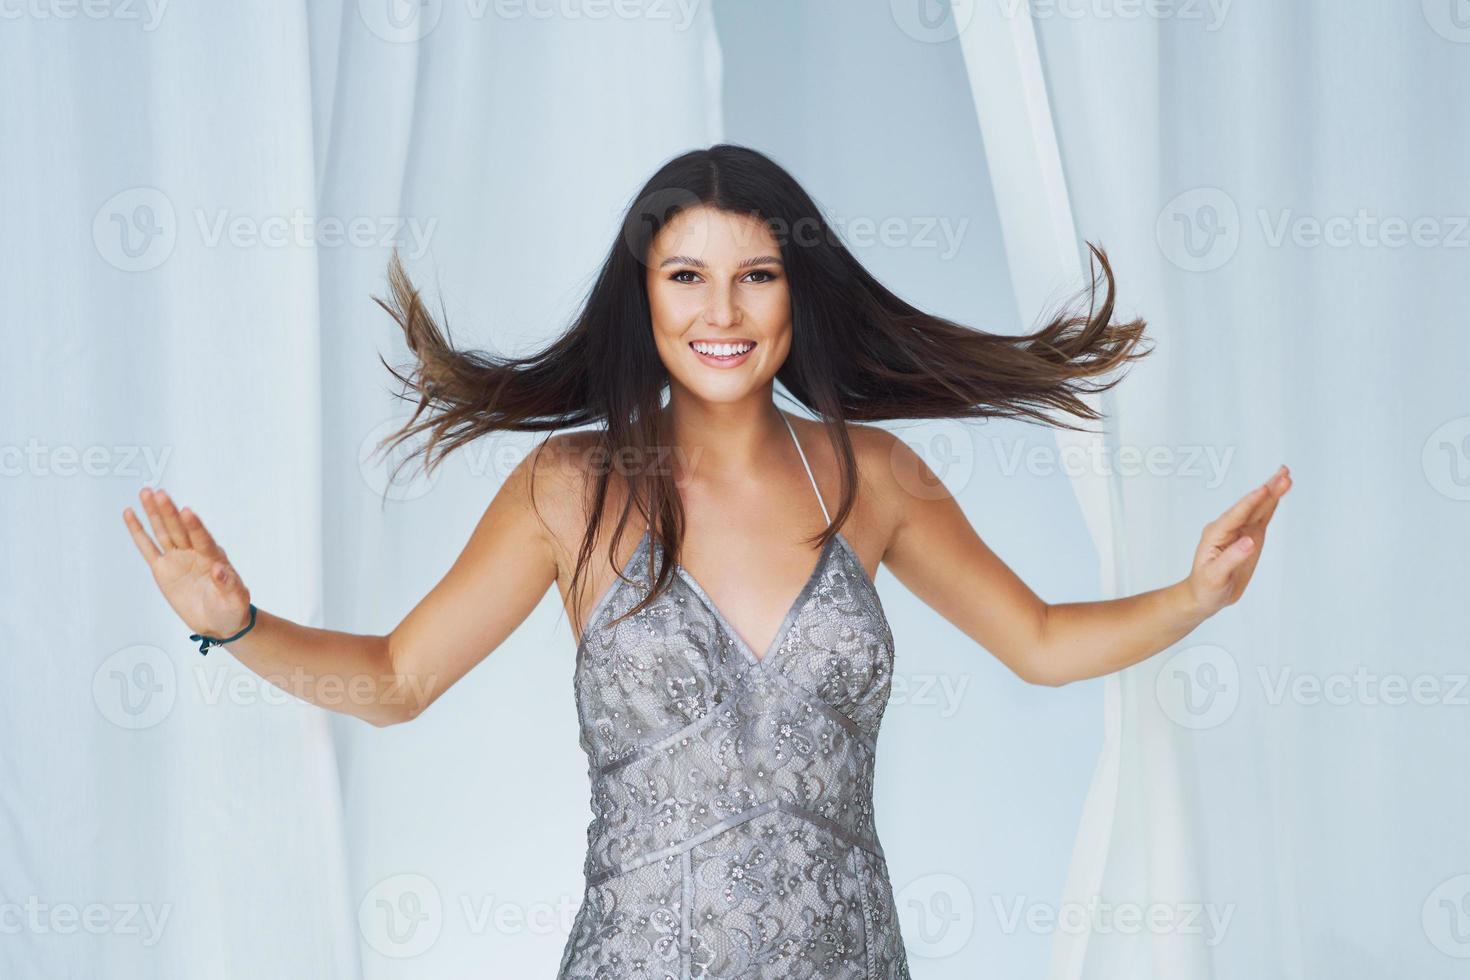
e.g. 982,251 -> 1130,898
689,339 -> 756,368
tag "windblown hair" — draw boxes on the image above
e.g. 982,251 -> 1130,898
371,143 -> 1150,635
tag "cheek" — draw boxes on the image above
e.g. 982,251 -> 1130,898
763,331 -> 793,368
758,290 -> 791,336
760,299 -> 792,347
648,290 -> 695,345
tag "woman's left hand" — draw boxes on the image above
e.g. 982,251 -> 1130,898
1185,465 -> 1293,617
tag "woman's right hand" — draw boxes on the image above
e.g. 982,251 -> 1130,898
123,487 -> 253,639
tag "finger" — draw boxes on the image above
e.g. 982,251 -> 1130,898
138,487 -> 181,550
1248,493 -> 1282,533
1203,483 -> 1269,546
1259,466 -> 1291,503
152,488 -> 192,552
211,562 -> 252,613
178,506 -> 227,560
208,558 -> 244,599
1204,532 -> 1256,581
122,507 -> 162,562
1207,467 -> 1291,544
1246,471 -> 1293,532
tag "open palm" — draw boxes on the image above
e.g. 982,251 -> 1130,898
122,487 -> 252,638
1187,465 -> 1292,616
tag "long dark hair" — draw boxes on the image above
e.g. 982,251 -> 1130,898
371,143 -> 1150,634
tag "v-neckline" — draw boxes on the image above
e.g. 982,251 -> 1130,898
655,529 -> 838,670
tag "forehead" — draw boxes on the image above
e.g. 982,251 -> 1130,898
649,206 -> 779,260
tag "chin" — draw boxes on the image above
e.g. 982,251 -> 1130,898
676,378 -> 766,404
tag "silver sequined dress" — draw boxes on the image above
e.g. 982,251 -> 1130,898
556,413 -> 911,979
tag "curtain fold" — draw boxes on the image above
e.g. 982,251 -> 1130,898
1,5 -> 356,978
312,4 -> 725,977
3,3 -> 722,977
954,8 -> 1208,978
1028,3 -> 1470,976
16,2 -> 1458,977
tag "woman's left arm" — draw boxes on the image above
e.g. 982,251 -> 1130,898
878,432 -> 1291,686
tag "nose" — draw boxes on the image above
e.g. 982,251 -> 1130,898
702,281 -> 740,328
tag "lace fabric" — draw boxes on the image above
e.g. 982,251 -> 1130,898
556,415 -> 910,980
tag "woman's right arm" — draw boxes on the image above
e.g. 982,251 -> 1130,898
122,446 -> 562,727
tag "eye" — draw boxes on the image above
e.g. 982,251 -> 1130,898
666,268 -> 781,284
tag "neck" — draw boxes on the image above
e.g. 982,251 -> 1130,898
662,385 -> 787,479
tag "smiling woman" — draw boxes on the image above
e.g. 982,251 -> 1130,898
361,146 -> 1158,979
646,209 -> 795,406
657,242 -> 781,368
123,143 -> 1289,980
368,145 -> 1154,639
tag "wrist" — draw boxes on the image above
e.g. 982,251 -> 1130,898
1166,578 -> 1211,629
226,605 -> 256,637
190,604 -> 258,656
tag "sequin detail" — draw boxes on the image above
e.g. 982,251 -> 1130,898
559,526 -> 909,980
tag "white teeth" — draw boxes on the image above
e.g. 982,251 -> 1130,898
692,341 -> 754,357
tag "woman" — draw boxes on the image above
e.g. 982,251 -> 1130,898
122,144 -> 1290,979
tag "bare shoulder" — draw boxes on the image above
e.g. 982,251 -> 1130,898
845,420 -> 902,466
790,416 -> 916,565
857,421 -> 946,491
511,429 -> 598,533
853,422 -> 966,556
847,421 -> 920,533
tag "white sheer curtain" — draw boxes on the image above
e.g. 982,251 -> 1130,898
1016,4 -> 1469,977
13,2 -> 1457,977
310,3 -> 724,978
2,3 -> 720,978
1,6 -> 354,978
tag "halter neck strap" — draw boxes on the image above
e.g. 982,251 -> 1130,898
779,411 -> 832,526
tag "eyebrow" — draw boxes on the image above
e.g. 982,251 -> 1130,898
657,254 -> 784,270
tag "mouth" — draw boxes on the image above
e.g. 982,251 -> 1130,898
689,338 -> 757,368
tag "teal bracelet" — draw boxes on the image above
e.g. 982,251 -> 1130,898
190,604 -> 257,655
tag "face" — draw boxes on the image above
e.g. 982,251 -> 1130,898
644,205 -> 791,405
